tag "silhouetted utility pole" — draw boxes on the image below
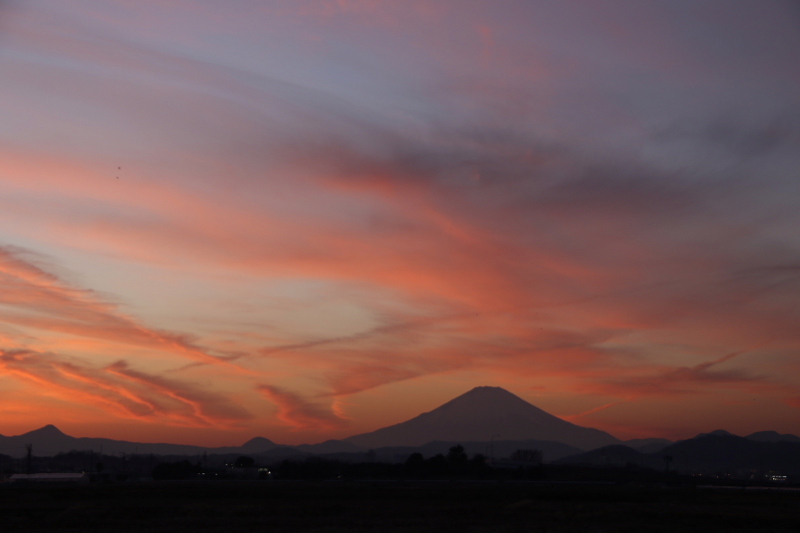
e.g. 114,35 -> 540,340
25,443 -> 32,474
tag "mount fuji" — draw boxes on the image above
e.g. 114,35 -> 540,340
345,386 -> 620,450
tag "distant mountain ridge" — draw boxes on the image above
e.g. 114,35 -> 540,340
0,425 -> 280,458
622,438 -> 673,454
556,433 -> 800,475
2,387 -> 798,460
744,430 -> 800,443
345,386 -> 620,450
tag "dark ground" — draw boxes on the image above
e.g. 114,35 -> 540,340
1,480 -> 798,532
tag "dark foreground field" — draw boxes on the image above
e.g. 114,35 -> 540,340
1,481 -> 798,532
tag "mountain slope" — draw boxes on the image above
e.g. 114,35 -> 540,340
623,438 -> 672,454
345,386 -> 620,450
554,444 -> 645,467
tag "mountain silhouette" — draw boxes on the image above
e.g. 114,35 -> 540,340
557,433 -> 800,475
622,438 -> 672,454
25,424 -> 71,441
0,425 -> 278,458
7,390 -> 796,463
662,434 -> 800,473
237,437 -> 279,453
694,429 -> 735,438
345,386 -> 620,450
295,439 -> 364,454
745,430 -> 800,444
554,444 -> 644,468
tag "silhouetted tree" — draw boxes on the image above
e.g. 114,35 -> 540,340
447,445 -> 469,474
471,453 -> 487,468
469,453 -> 489,478
405,452 -> 424,466
427,454 -> 448,476
404,452 -> 425,477
234,455 -> 255,468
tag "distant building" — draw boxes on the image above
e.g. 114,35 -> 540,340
10,473 -> 90,484
509,449 -> 543,464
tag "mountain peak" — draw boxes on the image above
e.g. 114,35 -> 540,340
27,424 -> 68,437
466,385 -> 512,394
456,386 -> 525,401
695,429 -> 736,439
241,436 -> 276,447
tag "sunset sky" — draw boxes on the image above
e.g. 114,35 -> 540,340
1,0 -> 799,446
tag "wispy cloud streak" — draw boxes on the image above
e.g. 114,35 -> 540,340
0,348 -> 251,426
0,246 -> 231,365
257,385 -> 347,431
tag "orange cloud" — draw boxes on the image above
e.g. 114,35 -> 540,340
0,246 -> 234,366
784,397 -> 800,409
257,384 -> 348,431
106,361 -> 252,424
0,349 -> 251,427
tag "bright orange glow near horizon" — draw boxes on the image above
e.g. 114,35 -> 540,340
0,0 -> 799,447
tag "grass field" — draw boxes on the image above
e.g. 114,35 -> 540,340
1,481 -> 798,532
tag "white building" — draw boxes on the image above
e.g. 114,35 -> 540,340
10,473 -> 90,483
